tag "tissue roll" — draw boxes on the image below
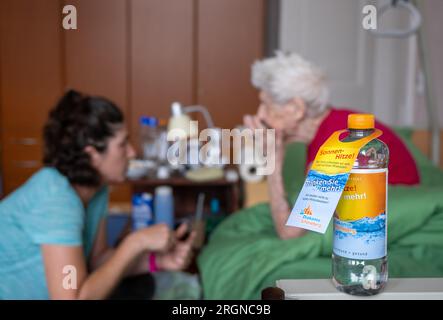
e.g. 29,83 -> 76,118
239,164 -> 264,183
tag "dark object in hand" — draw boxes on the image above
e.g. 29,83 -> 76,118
175,223 -> 191,241
260,119 -> 272,129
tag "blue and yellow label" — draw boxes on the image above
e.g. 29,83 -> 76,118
333,169 -> 387,259
286,129 -> 382,234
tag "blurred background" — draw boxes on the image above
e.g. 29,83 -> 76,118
0,0 -> 442,207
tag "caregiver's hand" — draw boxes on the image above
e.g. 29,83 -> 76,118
130,223 -> 176,253
156,223 -> 196,271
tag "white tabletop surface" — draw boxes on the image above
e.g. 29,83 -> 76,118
276,278 -> 443,300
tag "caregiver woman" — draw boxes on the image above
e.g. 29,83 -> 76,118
0,90 -> 195,299
244,52 -> 420,240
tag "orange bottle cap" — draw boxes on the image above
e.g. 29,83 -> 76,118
348,114 -> 375,129
159,118 -> 168,127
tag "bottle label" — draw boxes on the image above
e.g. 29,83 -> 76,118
333,168 -> 387,260
286,129 -> 383,233
132,193 -> 154,230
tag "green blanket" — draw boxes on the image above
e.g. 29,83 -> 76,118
198,129 -> 443,299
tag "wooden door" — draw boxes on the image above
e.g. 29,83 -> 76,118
63,0 -> 131,202
0,0 -> 63,195
0,0 -> 267,199
197,0 -> 265,130
130,0 -> 194,147
63,0 -> 128,115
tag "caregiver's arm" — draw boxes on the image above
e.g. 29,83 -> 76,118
41,224 -> 173,299
267,136 -> 306,240
88,220 -> 195,275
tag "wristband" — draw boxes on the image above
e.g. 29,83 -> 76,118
149,253 -> 158,273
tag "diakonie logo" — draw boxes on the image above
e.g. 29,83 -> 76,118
166,121 -> 276,176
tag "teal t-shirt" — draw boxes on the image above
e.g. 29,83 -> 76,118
0,167 -> 109,299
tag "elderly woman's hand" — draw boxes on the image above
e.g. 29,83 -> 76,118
244,104 -> 279,130
244,105 -> 286,171
244,106 -> 267,131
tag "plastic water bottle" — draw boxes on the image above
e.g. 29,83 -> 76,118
154,186 -> 174,229
140,116 -> 158,162
332,114 -> 389,296
156,118 -> 169,165
132,193 -> 154,231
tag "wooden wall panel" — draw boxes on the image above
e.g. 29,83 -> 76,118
64,0 -> 131,202
64,0 -> 128,114
131,0 -> 194,141
63,0 -> 130,202
0,0 -> 63,194
0,0 -> 267,199
197,0 -> 265,129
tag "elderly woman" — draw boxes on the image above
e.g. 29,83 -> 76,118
244,52 -> 420,240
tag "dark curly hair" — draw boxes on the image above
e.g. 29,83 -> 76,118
43,90 -> 124,186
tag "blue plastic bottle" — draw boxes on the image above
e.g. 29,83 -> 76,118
154,186 -> 174,229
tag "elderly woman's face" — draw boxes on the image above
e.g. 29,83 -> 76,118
258,91 -> 304,132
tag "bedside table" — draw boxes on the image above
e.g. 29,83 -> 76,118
275,278 -> 443,300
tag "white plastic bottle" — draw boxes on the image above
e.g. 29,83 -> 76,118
332,114 -> 389,296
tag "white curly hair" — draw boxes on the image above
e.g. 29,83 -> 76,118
251,51 -> 329,117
